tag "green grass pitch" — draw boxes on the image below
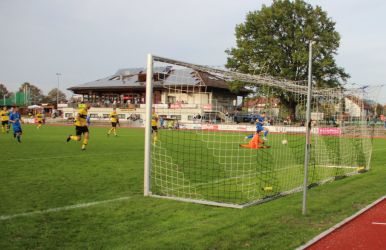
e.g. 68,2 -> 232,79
1,125 -> 385,249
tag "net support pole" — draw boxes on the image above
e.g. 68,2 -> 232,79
302,41 -> 314,215
144,53 -> 153,196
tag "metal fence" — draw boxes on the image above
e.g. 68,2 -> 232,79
1,92 -> 30,106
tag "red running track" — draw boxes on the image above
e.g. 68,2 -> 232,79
303,197 -> 386,250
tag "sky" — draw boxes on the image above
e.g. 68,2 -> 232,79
0,0 -> 385,103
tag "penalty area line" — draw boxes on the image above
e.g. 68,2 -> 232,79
0,196 -> 130,221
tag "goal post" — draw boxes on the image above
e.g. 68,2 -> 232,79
143,54 -> 375,208
302,41 -> 315,215
144,53 -> 153,196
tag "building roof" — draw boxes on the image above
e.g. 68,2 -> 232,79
68,66 -> 233,93
346,96 -> 372,110
244,97 -> 280,108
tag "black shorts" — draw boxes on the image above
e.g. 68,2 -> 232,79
76,126 -> 89,136
2,121 -> 8,126
38,121 -> 42,124
111,122 -> 117,127
152,126 -> 158,132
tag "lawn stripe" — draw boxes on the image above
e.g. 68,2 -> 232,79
0,196 -> 130,221
1,152 -> 131,162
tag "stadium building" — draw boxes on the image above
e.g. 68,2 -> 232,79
65,66 -> 242,123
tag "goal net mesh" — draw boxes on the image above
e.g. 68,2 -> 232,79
147,56 -> 375,208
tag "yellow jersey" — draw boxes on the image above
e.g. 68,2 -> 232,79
151,113 -> 158,127
110,111 -> 118,123
0,110 -> 9,121
75,108 -> 88,127
36,113 -> 43,122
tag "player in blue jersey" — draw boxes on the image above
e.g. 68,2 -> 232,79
256,112 -> 269,140
245,112 -> 269,141
9,106 -> 23,143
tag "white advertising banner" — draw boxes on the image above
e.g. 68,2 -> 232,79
178,123 -> 312,134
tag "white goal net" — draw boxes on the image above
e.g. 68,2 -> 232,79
144,55 -> 376,208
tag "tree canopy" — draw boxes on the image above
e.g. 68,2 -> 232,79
18,82 -> 44,104
226,0 -> 349,115
0,84 -> 10,97
45,88 -> 67,103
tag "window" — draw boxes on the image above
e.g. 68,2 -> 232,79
118,114 -> 126,119
65,113 -> 73,118
168,96 -> 176,104
170,115 -> 181,120
188,115 -> 194,121
103,114 -> 109,118
89,113 -> 99,118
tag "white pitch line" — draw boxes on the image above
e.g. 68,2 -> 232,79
0,196 -> 130,221
316,165 -> 357,169
372,222 -> 386,225
1,152 -> 130,162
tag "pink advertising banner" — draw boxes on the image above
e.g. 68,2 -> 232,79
170,103 -> 181,109
318,127 -> 342,136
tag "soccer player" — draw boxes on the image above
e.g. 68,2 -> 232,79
257,112 -> 269,140
107,108 -> 119,136
239,133 -> 270,149
0,106 -> 10,133
9,107 -> 23,143
151,108 -> 158,143
35,111 -> 43,129
245,112 -> 269,141
86,114 -> 91,126
67,104 -> 91,150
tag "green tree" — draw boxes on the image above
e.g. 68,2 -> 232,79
18,82 -> 44,104
226,0 -> 349,116
0,83 -> 10,97
44,88 -> 67,104
375,103 -> 384,116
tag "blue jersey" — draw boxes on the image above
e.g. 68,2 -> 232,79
9,112 -> 22,129
256,115 -> 265,131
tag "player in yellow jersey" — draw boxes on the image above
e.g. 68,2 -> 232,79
35,111 -> 43,129
107,108 -> 119,137
0,106 -> 10,133
66,104 -> 91,150
151,108 -> 158,143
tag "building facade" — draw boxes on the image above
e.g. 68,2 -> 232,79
65,66 -> 242,123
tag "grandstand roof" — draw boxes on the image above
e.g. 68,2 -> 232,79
68,66 -> 234,93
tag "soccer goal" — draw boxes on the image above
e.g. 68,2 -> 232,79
143,54 -> 375,208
